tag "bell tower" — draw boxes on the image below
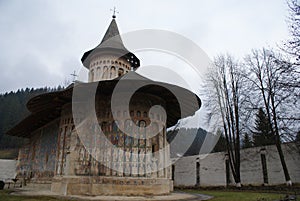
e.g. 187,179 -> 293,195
81,15 -> 140,82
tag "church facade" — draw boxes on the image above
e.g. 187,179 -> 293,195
8,16 -> 201,196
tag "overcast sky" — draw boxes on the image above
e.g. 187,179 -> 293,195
0,0 -> 289,94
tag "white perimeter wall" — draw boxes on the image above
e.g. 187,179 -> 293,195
173,143 -> 300,187
0,159 -> 17,181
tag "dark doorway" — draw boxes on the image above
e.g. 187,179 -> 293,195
196,161 -> 200,186
225,157 -> 231,186
172,165 -> 175,181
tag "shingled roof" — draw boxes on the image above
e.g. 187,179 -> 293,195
7,72 -> 201,138
100,18 -> 125,49
81,18 -> 140,69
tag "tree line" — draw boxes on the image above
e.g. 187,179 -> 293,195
0,86 -> 64,150
204,0 -> 300,187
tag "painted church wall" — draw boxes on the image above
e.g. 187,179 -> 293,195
54,94 -> 170,179
16,119 -> 59,181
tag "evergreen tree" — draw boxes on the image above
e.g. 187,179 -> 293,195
213,129 -> 227,152
0,86 -> 64,149
242,133 -> 253,148
252,108 -> 276,146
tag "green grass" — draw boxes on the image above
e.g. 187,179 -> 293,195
185,189 -> 288,201
0,190 -> 68,201
0,149 -> 18,159
0,189 -> 293,201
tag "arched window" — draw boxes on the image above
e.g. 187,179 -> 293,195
97,67 -> 101,79
103,66 -> 108,79
90,70 -> 94,81
137,111 -> 141,117
143,112 -> 147,118
111,66 -> 116,78
118,68 -> 124,76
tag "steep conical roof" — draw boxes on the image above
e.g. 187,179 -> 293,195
100,19 -> 123,45
81,18 -> 140,69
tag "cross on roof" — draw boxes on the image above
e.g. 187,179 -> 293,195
110,6 -> 119,18
70,70 -> 78,82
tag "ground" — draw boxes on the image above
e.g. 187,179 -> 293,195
184,189 -> 289,201
0,189 -> 291,201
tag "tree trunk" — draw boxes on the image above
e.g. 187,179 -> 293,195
271,95 -> 292,185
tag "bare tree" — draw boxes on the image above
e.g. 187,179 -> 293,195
244,48 -> 298,186
284,0 -> 300,63
204,54 -> 248,187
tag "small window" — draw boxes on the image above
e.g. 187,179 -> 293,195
118,68 -> 124,76
143,112 -> 147,118
90,70 -> 94,81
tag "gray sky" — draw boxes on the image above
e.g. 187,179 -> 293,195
0,0 -> 289,94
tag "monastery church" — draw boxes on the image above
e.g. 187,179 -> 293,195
7,15 -> 201,196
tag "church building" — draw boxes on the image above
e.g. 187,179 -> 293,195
7,15 -> 201,196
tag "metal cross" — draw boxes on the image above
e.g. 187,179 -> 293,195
70,70 -> 78,82
110,6 -> 119,18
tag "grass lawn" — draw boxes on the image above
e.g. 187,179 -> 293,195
0,190 -> 68,201
185,189 -> 288,201
0,189 -> 293,201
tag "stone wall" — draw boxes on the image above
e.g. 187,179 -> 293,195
0,159 -> 17,181
172,143 -> 300,187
